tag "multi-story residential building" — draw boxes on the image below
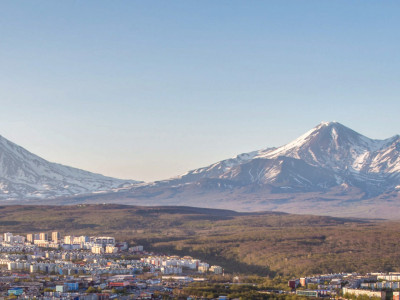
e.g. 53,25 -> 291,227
198,264 -> 209,273
93,236 -> 115,246
92,246 -> 104,254
4,232 -> 13,243
210,265 -> 223,274
34,239 -> 49,247
39,232 -> 48,241
288,279 -> 300,289
11,235 -> 25,244
52,231 -> 60,242
78,235 -> 89,243
343,288 -> 386,300
64,235 -> 74,244
394,291 -> 400,300
105,246 -> 118,254
377,273 -> 400,281
130,245 -> 144,252
3,233 -> 25,244
300,277 -> 308,287
27,233 -> 35,243
161,266 -> 183,274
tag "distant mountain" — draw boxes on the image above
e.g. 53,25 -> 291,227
0,135 -> 140,200
142,121 -> 400,194
79,121 -> 400,219
3,122 -> 400,219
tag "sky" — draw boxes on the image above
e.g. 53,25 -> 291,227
0,1 -> 399,182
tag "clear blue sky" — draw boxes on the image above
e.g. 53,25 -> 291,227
0,1 -> 399,181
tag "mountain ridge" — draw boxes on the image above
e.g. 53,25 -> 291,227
110,121 -> 400,218
1,122 -> 400,219
0,134 -> 141,199
150,122 -> 400,192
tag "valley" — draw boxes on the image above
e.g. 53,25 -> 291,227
1,204 -> 399,278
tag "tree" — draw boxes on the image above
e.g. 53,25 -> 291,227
86,286 -> 97,293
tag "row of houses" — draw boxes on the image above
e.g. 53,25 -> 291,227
141,255 -> 223,275
290,272 -> 400,300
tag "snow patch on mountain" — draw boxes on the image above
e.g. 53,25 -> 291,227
0,135 -> 141,200
147,121 -> 400,199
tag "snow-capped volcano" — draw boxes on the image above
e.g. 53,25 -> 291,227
154,121 -> 400,193
3,122 -> 400,218
246,122 -> 400,191
95,121 -> 400,218
0,135 -> 140,200
257,121 -> 399,173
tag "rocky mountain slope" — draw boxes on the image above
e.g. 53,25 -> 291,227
148,121 -> 400,195
101,121 -> 400,218
2,122 -> 400,218
0,135 -> 140,200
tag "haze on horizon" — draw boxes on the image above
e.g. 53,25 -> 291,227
0,1 -> 399,182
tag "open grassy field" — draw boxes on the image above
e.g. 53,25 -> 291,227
0,204 -> 399,277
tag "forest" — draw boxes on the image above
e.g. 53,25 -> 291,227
0,204 -> 399,278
